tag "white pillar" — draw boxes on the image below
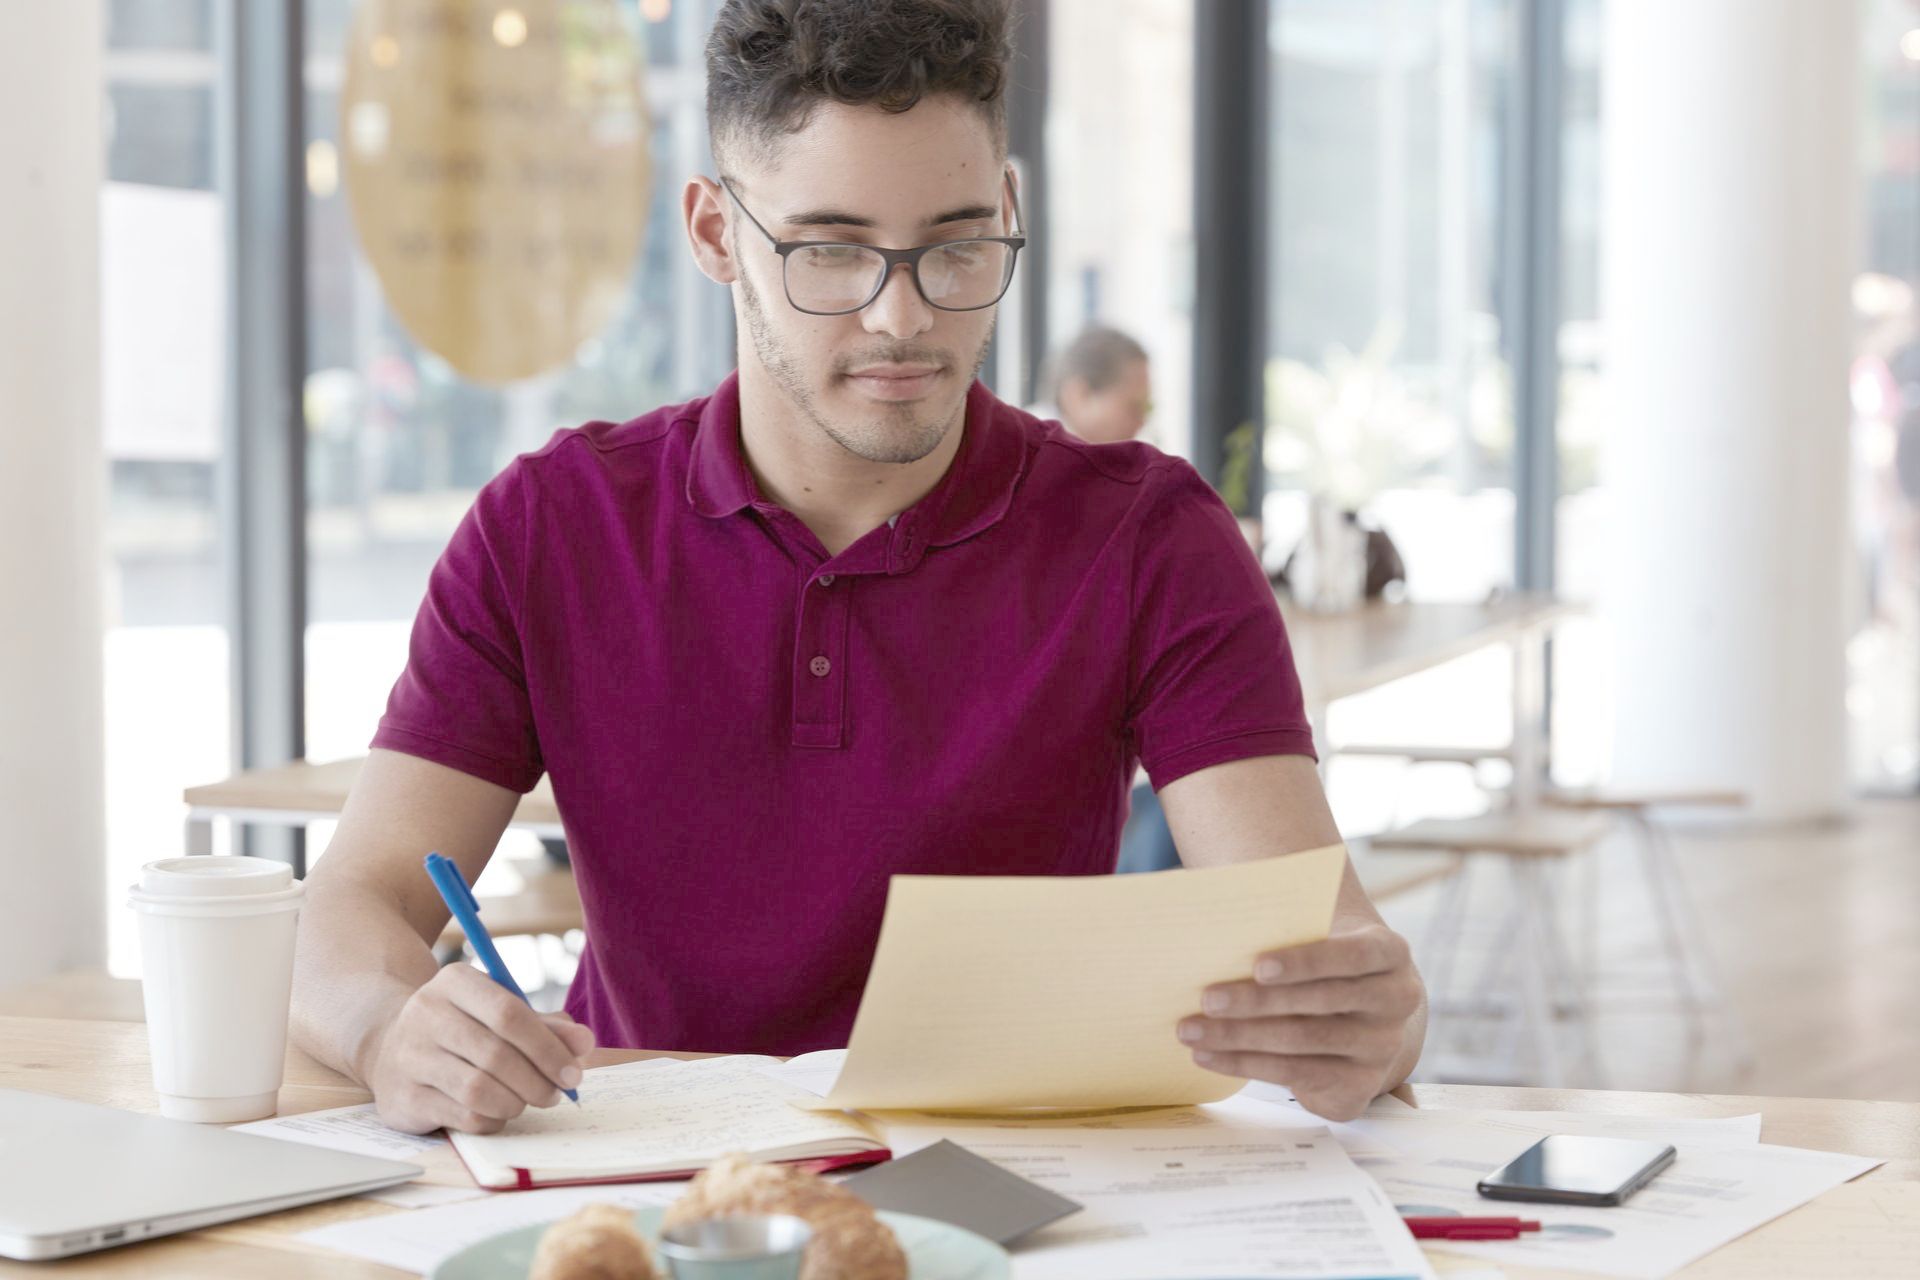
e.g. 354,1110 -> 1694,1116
0,4 -> 107,978
1601,0 -> 1857,822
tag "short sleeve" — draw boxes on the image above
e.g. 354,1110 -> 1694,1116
370,462 -> 545,793
1125,462 -> 1317,789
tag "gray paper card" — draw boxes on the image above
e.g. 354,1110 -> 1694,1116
840,1140 -> 1082,1245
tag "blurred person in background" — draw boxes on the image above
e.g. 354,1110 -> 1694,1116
1033,328 -> 1177,873
1032,325 -> 1154,445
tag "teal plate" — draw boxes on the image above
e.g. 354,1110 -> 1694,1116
431,1206 -> 1009,1280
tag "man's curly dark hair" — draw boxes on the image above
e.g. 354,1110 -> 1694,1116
705,0 -> 1013,169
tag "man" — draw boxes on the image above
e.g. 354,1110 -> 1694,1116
291,0 -> 1426,1136
1034,325 -> 1155,445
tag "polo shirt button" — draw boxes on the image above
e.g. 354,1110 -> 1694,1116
818,574 -> 836,587
809,655 -> 832,678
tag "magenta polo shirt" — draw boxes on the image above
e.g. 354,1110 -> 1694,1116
373,371 -> 1315,1056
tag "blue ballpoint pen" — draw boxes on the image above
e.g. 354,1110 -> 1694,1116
424,852 -> 581,1105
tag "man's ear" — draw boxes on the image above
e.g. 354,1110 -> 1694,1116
683,176 -> 738,285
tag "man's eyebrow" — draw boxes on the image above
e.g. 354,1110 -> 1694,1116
779,202 -> 1000,230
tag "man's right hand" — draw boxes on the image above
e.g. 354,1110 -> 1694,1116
362,964 -> 596,1134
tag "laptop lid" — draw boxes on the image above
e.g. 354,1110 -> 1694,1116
0,1088 -> 424,1261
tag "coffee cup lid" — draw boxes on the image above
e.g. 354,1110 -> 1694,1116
133,856 -> 296,901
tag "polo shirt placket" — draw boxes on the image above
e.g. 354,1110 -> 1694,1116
791,565 -> 851,748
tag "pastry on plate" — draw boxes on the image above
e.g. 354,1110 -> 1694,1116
662,1154 -> 907,1280
530,1202 -> 661,1280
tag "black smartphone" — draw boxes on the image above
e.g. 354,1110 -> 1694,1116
1476,1134 -> 1677,1207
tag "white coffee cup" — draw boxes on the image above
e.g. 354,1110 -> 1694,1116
127,856 -> 304,1123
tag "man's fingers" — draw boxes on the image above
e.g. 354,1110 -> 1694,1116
1200,972 -> 1416,1020
374,1084 -> 452,1136
439,1005 -> 565,1107
1187,1048 -> 1346,1091
418,1083 -> 509,1135
380,1081 -> 508,1135
440,966 -> 584,1091
1252,926 -> 1410,986
542,1013 -> 596,1062
419,1047 -> 530,1126
1187,1049 -> 1376,1122
1179,1012 -> 1386,1058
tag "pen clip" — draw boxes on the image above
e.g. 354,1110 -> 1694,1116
425,852 -> 481,915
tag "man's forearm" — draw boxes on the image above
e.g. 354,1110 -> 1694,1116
291,875 -> 441,1085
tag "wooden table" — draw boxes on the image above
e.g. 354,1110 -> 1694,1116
182,759 -> 564,856
1280,592 -> 1577,808
1280,593 -> 1576,708
3,1014 -> 1913,1278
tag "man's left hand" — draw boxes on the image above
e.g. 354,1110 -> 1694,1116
1177,921 -> 1424,1121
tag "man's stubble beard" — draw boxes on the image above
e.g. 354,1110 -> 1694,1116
737,265 -> 994,466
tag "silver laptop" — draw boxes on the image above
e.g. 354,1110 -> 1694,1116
0,1089 -> 424,1261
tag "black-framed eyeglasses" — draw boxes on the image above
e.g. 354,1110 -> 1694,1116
720,173 -> 1027,316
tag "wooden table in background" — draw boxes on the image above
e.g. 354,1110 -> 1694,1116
183,758 -> 565,856
1279,593 -> 1576,708
179,759 -> 580,950
1280,592 -> 1577,808
1,1013 -> 1913,1279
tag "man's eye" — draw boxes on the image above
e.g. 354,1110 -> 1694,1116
933,243 -> 990,268
802,245 -> 868,264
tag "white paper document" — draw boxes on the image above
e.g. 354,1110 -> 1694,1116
232,1102 -> 450,1162
1231,1083 -> 1762,1155
1450,1109 -> 1763,1146
1316,1106 -> 1767,1172
878,1086 -> 1418,1163
299,1183 -> 682,1275
1351,1111 -> 1880,1279
756,1047 -> 848,1097
358,1182 -> 493,1210
874,1115 -> 1432,1280
450,1056 -> 881,1186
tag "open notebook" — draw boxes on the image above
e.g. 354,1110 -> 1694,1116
447,1056 -> 889,1191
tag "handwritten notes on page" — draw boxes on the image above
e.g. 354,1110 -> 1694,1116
232,1101 -> 447,1163
450,1056 -> 883,1187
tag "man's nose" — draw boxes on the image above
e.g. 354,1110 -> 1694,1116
861,262 -> 935,340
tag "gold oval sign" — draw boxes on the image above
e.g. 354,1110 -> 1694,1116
341,0 -> 651,384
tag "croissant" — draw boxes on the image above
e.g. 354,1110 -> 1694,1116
662,1154 -> 907,1280
530,1202 -> 661,1280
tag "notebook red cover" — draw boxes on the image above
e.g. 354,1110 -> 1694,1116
453,1145 -> 893,1192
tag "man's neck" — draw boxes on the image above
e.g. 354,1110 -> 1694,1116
735,366 -> 967,557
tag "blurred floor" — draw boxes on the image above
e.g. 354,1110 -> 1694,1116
1381,796 -> 1920,1102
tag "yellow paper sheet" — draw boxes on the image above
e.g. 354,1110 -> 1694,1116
812,843 -> 1348,1112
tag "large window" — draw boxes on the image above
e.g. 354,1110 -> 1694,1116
300,0 -> 734,781
1848,0 -> 1920,790
1265,0 -> 1527,826
101,0 -> 232,974
1265,0 -> 1516,598
1044,0 -> 1195,458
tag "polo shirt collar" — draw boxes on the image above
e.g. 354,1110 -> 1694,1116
917,377 -> 1027,549
686,371 -> 1028,556
685,371 -> 757,518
